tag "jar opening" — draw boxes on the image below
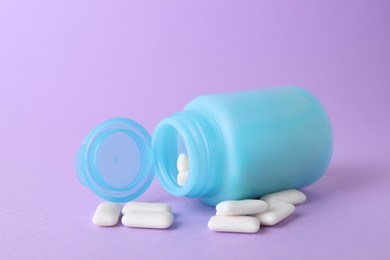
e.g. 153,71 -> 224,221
152,123 -> 197,196
152,110 -> 224,198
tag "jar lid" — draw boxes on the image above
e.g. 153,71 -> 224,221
76,118 -> 154,202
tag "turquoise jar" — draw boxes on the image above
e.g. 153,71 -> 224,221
76,87 -> 332,206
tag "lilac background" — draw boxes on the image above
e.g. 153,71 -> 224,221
1,0 -> 389,259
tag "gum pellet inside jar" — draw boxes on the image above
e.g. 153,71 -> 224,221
177,153 -> 189,187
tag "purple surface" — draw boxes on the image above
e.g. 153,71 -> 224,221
1,1 -> 389,259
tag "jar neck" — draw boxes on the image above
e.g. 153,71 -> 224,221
152,110 -> 224,198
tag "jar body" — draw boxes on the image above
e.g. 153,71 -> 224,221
153,87 -> 332,206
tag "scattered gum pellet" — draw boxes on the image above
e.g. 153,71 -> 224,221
122,210 -> 174,229
261,189 -> 307,205
216,199 -> 268,216
92,202 -> 121,227
254,202 -> 295,226
208,215 -> 260,233
122,202 -> 172,214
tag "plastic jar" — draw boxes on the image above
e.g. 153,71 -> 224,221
76,87 -> 332,206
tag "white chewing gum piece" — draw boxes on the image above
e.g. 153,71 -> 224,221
177,153 -> 189,173
255,202 -> 295,226
122,210 -> 174,229
177,171 -> 188,187
216,199 -> 269,216
208,215 -> 260,233
92,202 -> 121,227
261,189 -> 307,205
122,202 -> 172,215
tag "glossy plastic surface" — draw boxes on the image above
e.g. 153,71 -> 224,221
76,118 -> 154,202
154,87 -> 333,205
76,87 -> 332,205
